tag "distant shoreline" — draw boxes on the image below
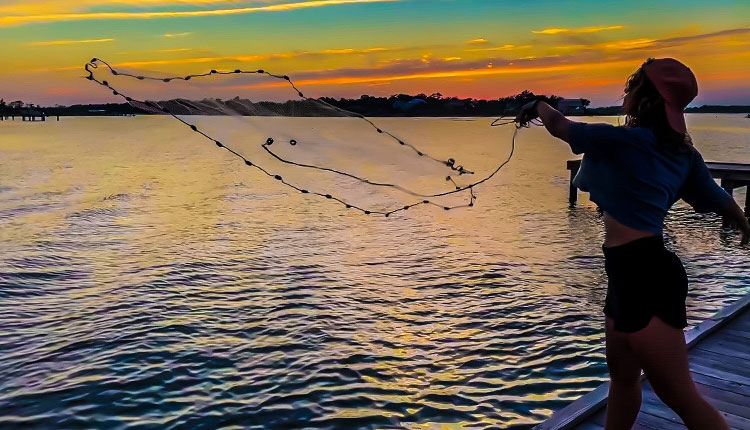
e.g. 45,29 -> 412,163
4,113 -> 748,120
3,98 -> 749,118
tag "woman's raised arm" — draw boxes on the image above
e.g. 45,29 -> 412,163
516,100 -> 576,143
537,101 -> 575,142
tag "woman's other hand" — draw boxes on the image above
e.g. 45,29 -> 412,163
719,198 -> 750,245
740,217 -> 749,245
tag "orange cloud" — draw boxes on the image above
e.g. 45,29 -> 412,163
321,48 -> 388,54
467,38 -> 489,44
163,32 -> 192,38
47,87 -> 78,95
28,45 -> 401,73
157,48 -> 195,52
110,47 -> 395,68
466,44 -> 529,52
0,0 -> 255,15
27,38 -> 114,46
550,28 -> 750,54
241,58 -> 638,88
551,38 -> 657,53
532,25 -> 625,35
0,0 -> 398,27
602,38 -> 656,50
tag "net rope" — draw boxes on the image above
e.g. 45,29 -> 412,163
84,58 -> 538,217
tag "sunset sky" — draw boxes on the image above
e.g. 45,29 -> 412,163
1,0 -> 749,106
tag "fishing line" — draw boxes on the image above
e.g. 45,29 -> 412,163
84,58 -> 536,217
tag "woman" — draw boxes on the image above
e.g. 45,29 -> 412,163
516,58 -> 749,430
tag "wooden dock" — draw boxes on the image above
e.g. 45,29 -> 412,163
566,159 -> 750,215
534,293 -> 750,430
0,107 -> 58,121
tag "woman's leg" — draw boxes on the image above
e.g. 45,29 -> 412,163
628,316 -> 729,430
604,317 -> 642,430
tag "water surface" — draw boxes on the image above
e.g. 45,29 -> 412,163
1,114 -> 749,429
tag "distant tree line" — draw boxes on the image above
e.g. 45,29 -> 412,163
584,105 -> 623,116
2,95 -> 748,118
0,92 -> 574,118
320,91 -> 573,117
684,105 -> 750,114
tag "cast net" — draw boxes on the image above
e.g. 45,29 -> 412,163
85,58 -> 524,217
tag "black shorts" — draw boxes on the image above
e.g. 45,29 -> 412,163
602,236 -> 688,333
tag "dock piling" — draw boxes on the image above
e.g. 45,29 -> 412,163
567,160 -> 580,205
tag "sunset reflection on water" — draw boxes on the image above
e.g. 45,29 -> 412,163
1,115 -> 748,429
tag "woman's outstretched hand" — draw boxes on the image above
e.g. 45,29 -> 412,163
520,101 -> 573,143
515,100 -> 539,126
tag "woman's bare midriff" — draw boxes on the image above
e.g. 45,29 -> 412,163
603,212 -> 659,248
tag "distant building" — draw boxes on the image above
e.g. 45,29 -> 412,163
445,99 -> 466,109
558,99 -> 586,115
392,99 -> 426,111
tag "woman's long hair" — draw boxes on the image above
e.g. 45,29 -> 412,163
623,58 -> 694,152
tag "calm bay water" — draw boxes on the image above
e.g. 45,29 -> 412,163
1,114 -> 749,429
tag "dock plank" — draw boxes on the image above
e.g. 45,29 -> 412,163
696,335 -> 750,361
705,330 -> 750,346
572,421 -> 604,430
590,379 -> 750,430
688,355 -> 750,386
694,383 -> 750,417
723,328 -> 750,340
726,314 -> 750,332
639,385 -> 686,427
690,371 -> 750,398
581,408 -> 680,430
534,293 -> 750,430
635,411 -> 686,430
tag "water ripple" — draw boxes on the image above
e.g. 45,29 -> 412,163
1,116 -> 748,429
